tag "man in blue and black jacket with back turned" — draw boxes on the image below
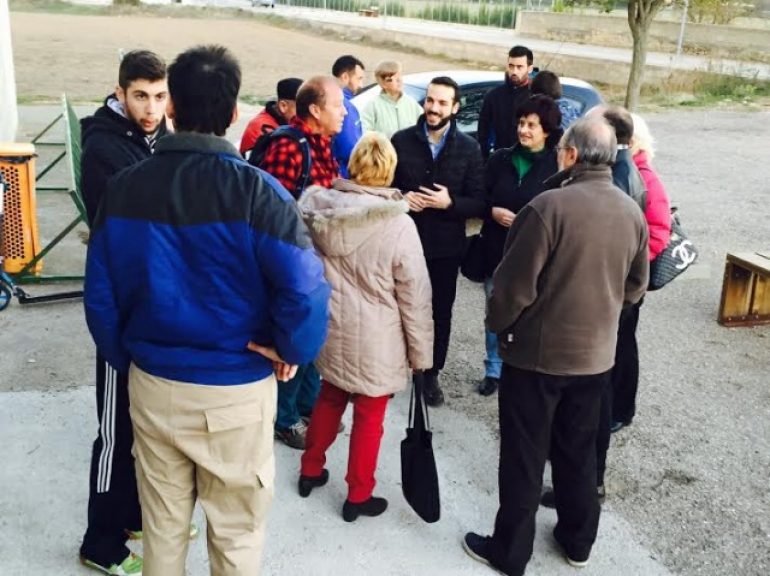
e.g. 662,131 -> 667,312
84,44 -> 330,576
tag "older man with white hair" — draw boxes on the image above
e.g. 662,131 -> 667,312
462,118 -> 649,576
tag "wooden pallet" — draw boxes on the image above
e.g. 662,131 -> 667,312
718,251 -> 770,327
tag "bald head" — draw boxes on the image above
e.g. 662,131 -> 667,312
296,76 -> 337,120
295,75 -> 346,136
559,117 -> 617,169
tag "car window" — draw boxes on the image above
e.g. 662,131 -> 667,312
561,96 -> 585,115
457,86 -> 492,135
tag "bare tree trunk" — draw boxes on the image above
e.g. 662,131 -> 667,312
625,24 -> 648,111
625,0 -> 663,111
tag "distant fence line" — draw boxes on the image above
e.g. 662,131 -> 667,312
275,0 -> 541,27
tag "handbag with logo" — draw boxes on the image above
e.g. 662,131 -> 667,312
648,208 -> 698,291
460,233 -> 485,283
400,372 -> 440,523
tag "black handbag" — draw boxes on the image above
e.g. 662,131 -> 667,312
400,373 -> 441,523
460,233 -> 485,283
648,208 -> 698,291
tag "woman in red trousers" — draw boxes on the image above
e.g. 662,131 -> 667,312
296,132 -> 434,522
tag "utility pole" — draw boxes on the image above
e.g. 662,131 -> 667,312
676,0 -> 689,57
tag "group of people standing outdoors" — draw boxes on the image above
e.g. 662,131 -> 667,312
77,39 -> 671,576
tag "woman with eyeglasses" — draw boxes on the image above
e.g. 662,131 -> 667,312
361,61 -> 423,138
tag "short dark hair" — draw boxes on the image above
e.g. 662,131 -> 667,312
332,55 -> 364,78
531,71 -> 562,100
428,76 -> 461,105
276,77 -> 303,101
516,95 -> 562,137
167,45 -> 240,136
602,105 -> 634,146
296,76 -> 331,120
508,45 -> 533,65
118,50 -> 166,90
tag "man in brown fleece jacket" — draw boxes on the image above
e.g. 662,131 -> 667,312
462,118 -> 649,576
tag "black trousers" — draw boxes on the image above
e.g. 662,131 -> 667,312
610,299 -> 642,424
425,256 -> 461,376
489,364 -> 606,576
79,353 -> 141,566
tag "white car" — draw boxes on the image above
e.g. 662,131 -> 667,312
251,0 -> 275,7
352,70 -> 603,139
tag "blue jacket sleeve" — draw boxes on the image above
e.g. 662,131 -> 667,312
253,215 -> 331,366
84,229 -> 131,371
332,98 -> 362,179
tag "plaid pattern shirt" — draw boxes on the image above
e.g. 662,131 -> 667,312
259,117 -> 339,198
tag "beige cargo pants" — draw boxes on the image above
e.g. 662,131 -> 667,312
128,364 -> 276,576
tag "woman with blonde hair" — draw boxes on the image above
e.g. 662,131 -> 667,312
361,60 -> 423,137
296,131 -> 434,522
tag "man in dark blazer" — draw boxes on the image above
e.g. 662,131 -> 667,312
391,76 -> 486,406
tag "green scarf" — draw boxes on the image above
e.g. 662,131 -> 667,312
512,146 -> 547,183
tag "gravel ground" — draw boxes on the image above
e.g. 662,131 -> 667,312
442,109 -> 770,575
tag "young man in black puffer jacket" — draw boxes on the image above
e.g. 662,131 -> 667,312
391,76 -> 486,407
79,49 -> 169,576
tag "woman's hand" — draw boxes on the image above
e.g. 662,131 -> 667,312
246,342 -> 298,382
491,207 -> 516,228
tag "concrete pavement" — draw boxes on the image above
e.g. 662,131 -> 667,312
0,382 -> 672,575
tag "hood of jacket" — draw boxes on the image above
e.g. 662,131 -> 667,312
298,179 -> 408,257
81,94 -> 166,145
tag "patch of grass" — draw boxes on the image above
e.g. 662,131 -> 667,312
640,72 -> 770,108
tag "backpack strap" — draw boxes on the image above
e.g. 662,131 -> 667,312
250,125 -> 312,195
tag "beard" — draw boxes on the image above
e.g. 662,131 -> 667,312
425,113 -> 453,132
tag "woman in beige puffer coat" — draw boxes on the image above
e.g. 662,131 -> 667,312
296,132 -> 433,523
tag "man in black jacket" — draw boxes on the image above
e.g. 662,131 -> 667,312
79,50 -> 169,576
391,76 -> 486,406
477,45 -> 533,160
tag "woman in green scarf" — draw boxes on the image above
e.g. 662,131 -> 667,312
477,95 -> 562,396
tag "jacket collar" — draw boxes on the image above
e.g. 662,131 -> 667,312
154,132 -> 240,157
265,101 -> 287,125
84,93 -> 167,143
544,163 -> 612,189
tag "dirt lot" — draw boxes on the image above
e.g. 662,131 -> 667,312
5,7 -> 770,576
10,9 -> 456,102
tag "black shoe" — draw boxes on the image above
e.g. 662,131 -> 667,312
541,485 -> 606,509
342,496 -> 388,522
540,487 -> 556,509
553,528 -> 590,568
610,420 -> 630,433
462,533 -> 506,574
298,469 -> 329,498
423,373 -> 445,407
478,376 -> 499,396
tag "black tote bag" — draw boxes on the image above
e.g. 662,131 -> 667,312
400,373 -> 441,523
460,233 -> 485,283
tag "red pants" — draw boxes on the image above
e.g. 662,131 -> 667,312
300,380 -> 389,504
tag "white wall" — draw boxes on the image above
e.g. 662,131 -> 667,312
0,0 -> 18,141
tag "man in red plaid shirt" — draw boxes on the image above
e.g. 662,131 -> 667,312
259,75 -> 346,449
259,76 -> 346,199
